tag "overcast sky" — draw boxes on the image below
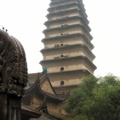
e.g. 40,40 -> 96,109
0,0 -> 120,77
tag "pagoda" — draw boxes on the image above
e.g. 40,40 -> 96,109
40,0 -> 96,94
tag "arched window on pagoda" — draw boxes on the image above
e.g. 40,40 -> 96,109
60,67 -> 64,71
60,81 -> 64,86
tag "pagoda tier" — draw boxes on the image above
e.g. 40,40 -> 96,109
42,33 -> 94,50
40,56 -> 96,74
47,8 -> 89,24
41,44 -> 95,62
48,69 -> 90,94
50,0 -> 85,12
43,24 -> 92,40
48,2 -> 86,15
44,16 -> 91,32
40,0 -> 96,93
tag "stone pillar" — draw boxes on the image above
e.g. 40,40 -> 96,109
7,95 -> 21,120
0,94 -> 21,120
0,95 -> 7,120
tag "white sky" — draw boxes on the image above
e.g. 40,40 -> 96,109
0,0 -> 120,77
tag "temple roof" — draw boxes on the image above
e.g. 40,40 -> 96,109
25,73 -> 69,102
27,72 -> 43,85
22,73 -> 69,119
21,104 -> 41,118
21,104 -> 53,120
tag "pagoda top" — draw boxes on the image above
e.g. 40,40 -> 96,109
51,0 -> 83,2
50,0 -> 84,4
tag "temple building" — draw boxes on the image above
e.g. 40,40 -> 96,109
40,0 -> 96,94
22,73 -> 68,120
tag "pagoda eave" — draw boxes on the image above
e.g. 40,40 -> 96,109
48,2 -> 87,17
44,16 -> 91,32
46,8 -> 88,23
48,2 -> 79,11
49,1 -> 78,6
48,69 -> 90,75
42,33 -> 94,49
41,44 -> 95,58
40,56 -> 97,70
43,24 -> 92,39
48,2 -> 78,10
50,0 -> 86,11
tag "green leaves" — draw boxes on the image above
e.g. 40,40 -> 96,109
63,74 -> 120,120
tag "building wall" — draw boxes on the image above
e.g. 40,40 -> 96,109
46,18 -> 83,29
48,71 -> 88,87
40,79 -> 55,94
30,97 -> 43,110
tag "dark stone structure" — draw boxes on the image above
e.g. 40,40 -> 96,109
0,29 -> 28,120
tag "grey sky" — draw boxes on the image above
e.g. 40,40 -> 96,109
0,0 -> 120,77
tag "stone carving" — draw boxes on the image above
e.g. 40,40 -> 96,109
0,30 -> 28,97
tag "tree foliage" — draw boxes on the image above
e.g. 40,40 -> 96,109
63,74 -> 120,120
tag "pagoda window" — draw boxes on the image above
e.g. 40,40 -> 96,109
60,67 -> 64,71
61,44 -> 63,46
60,81 -> 64,86
61,55 -> 64,57
61,24 -> 68,27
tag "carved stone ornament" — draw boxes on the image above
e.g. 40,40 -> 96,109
0,30 -> 28,97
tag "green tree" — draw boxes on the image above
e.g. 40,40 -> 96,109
63,74 -> 120,120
